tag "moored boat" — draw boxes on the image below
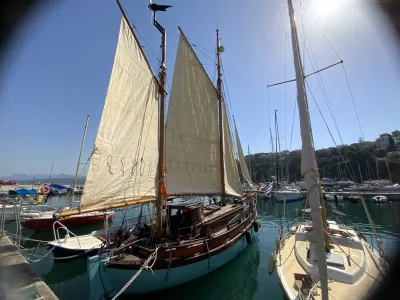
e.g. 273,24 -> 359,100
24,210 -> 114,231
274,185 -> 303,202
325,194 -> 343,201
268,0 -> 388,298
372,195 -> 388,203
50,2 -> 260,297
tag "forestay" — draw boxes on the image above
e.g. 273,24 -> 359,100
80,18 -> 159,208
222,105 -> 243,197
234,120 -> 252,184
165,31 -> 222,195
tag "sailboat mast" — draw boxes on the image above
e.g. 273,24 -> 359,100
150,5 -> 169,241
49,163 -> 54,183
216,29 -> 226,199
385,157 -> 392,184
274,110 -> 279,187
286,0 -> 329,298
71,115 -> 90,207
248,145 -> 251,181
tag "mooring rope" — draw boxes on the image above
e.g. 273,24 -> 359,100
111,246 -> 160,300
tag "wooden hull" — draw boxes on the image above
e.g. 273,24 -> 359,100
24,213 -> 114,231
88,224 -> 255,295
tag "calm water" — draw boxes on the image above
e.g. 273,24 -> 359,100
5,195 -> 400,300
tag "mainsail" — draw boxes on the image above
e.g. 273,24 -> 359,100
234,119 -> 252,184
222,105 -> 243,196
165,31 -> 221,195
80,18 -> 159,209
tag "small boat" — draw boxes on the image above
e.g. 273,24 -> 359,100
348,195 -> 361,202
0,203 -> 55,222
47,226 -> 118,261
274,185 -> 303,202
325,194 -> 343,201
372,195 -> 388,203
23,209 -> 114,231
73,185 -> 84,194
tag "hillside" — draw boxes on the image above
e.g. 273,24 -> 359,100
247,144 -> 400,183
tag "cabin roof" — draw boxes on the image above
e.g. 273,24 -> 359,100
167,201 -> 202,209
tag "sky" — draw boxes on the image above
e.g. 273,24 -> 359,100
0,0 -> 399,176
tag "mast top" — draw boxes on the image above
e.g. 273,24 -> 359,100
149,3 -> 172,12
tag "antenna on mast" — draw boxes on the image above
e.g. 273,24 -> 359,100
148,1 -> 172,26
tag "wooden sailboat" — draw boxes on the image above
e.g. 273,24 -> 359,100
43,1 -> 259,296
272,0 -> 388,299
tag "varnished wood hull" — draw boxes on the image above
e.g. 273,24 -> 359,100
88,226 -> 255,295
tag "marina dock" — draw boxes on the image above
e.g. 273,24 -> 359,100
0,235 -> 58,300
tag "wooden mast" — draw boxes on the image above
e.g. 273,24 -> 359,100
148,3 -> 170,241
70,115 -> 89,207
156,22 -> 166,241
216,29 -> 226,200
287,0 -> 329,298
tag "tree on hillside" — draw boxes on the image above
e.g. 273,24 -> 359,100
388,136 -> 396,152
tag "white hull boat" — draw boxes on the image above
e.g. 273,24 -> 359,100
325,194 -> 344,201
372,195 -> 388,203
276,221 -> 384,300
0,204 -> 55,222
274,187 -> 303,202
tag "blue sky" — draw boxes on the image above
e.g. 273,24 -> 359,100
0,0 -> 399,176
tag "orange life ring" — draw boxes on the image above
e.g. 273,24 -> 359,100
41,185 -> 50,195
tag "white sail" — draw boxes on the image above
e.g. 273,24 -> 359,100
222,105 -> 243,196
80,18 -> 159,208
165,32 -> 221,195
234,120 -> 252,184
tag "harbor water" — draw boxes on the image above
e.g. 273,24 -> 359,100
4,195 -> 400,300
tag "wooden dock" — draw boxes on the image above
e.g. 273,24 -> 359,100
0,235 -> 58,299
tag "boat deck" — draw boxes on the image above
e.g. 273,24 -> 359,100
203,204 -> 242,224
277,227 -> 381,299
48,235 -> 104,250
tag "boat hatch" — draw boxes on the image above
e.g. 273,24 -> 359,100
311,251 -> 346,269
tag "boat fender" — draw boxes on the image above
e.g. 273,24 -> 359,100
257,220 -> 262,230
290,226 -> 298,234
268,252 -> 277,275
245,231 -> 252,244
253,221 -> 259,232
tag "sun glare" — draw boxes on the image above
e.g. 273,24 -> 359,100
314,0 -> 342,16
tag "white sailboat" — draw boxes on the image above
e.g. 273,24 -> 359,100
271,0 -> 388,299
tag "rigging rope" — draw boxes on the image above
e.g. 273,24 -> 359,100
267,0 -> 285,129
304,79 -> 358,183
111,246 -> 160,300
